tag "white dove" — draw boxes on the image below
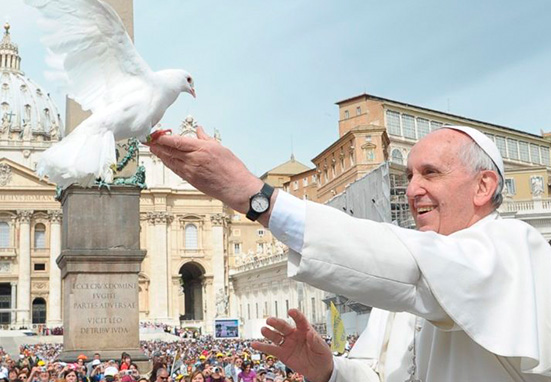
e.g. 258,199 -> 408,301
25,0 -> 196,189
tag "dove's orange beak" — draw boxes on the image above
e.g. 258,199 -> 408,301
190,88 -> 196,98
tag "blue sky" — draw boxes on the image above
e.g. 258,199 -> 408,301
4,0 -> 551,175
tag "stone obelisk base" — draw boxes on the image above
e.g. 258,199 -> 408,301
56,187 -> 149,371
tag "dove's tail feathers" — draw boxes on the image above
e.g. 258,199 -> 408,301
37,121 -> 116,189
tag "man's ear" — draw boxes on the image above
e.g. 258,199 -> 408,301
474,170 -> 499,207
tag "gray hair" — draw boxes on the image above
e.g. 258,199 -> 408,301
458,139 -> 504,209
156,368 -> 168,378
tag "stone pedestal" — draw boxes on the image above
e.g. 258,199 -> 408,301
57,186 -> 148,368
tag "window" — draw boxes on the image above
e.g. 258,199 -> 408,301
293,181 -> 298,190
232,229 -> 241,236
541,146 -> 551,166
494,136 -> 507,158
391,149 -> 404,165
530,144 -> 541,164
34,263 -> 46,271
257,229 -> 265,237
256,303 -> 259,319
185,224 -> 198,249
274,301 -> 278,317
34,223 -> 46,249
519,142 -> 530,162
344,110 -> 349,119
356,106 -> 361,116
401,114 -> 416,139
386,110 -> 401,136
507,139 -> 519,160
264,301 -> 269,316
311,297 -> 316,322
0,222 -> 9,248
303,177 -> 308,187
257,242 -> 264,253
247,304 -> 251,320
505,178 -> 516,195
233,243 -> 241,254
417,118 -> 430,138
430,121 -> 443,131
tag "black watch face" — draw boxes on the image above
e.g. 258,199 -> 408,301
251,194 -> 269,213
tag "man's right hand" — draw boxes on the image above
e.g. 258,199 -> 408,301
148,127 -> 264,214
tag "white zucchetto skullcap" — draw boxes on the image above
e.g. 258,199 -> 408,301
442,125 -> 505,181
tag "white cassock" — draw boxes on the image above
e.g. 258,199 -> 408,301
269,192 -> 551,382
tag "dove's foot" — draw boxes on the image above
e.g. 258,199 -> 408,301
96,179 -> 111,191
147,129 -> 173,143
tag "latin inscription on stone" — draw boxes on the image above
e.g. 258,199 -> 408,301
65,274 -> 140,350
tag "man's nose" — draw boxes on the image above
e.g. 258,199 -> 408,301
405,175 -> 425,198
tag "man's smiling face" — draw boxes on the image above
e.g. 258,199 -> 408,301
406,129 -> 481,236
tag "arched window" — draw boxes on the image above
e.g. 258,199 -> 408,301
185,224 -> 198,249
32,298 -> 46,324
0,222 -> 9,248
34,223 -> 46,249
391,149 -> 404,165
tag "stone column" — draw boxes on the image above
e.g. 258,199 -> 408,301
10,282 -> 16,325
147,212 -> 170,321
210,214 -> 227,318
204,276 -> 214,334
48,210 -> 62,326
16,210 -> 32,326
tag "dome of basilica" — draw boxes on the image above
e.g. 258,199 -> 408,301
0,23 -> 63,143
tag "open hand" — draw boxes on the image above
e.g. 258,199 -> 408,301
252,309 -> 333,382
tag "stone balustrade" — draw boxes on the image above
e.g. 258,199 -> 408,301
232,252 -> 288,274
500,198 -> 551,213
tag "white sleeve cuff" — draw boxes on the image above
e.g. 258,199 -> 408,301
268,190 -> 306,253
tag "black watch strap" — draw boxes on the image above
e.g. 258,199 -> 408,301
246,183 -> 275,221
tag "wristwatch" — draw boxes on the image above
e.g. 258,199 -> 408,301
246,183 -> 275,221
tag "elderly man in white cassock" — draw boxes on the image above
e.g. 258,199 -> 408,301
148,125 -> 551,382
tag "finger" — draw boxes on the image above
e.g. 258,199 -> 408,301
251,341 -> 283,360
154,134 -> 202,152
196,126 -> 215,141
288,309 -> 311,332
150,143 -> 190,163
265,316 -> 296,337
260,326 -> 285,345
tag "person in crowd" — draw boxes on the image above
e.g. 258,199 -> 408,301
119,354 -> 131,372
236,363 -> 255,382
205,366 -> 225,382
103,367 -> 118,382
86,354 -> 101,378
187,371 -> 205,382
154,368 -> 168,382
62,370 -> 77,382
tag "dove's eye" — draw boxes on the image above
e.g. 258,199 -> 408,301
187,77 -> 193,85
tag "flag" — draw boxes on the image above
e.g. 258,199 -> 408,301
171,350 -> 183,377
330,301 -> 346,354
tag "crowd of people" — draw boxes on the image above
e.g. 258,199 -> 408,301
0,334 -> 357,382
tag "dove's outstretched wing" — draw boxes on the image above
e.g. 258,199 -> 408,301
25,0 -> 153,113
